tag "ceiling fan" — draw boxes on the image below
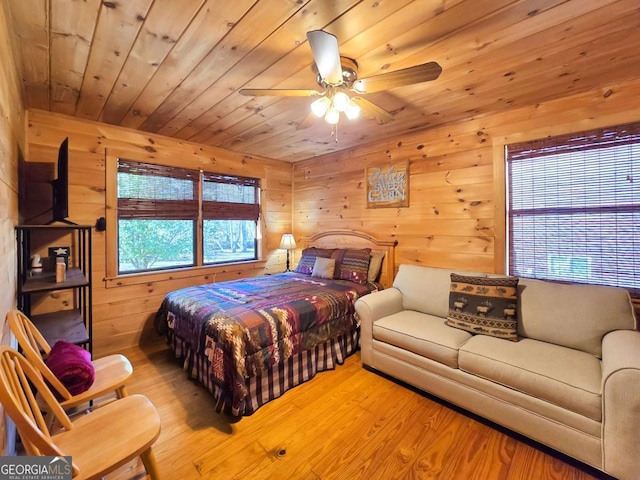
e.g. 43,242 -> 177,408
239,30 -> 442,131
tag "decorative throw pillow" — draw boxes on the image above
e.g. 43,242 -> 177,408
294,248 -> 335,275
311,257 -> 336,279
45,340 -> 95,398
446,274 -> 519,341
331,248 -> 371,284
367,251 -> 386,283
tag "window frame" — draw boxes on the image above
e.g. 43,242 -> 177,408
105,151 -> 265,285
505,122 -> 640,295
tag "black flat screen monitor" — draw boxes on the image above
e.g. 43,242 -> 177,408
51,137 -> 69,223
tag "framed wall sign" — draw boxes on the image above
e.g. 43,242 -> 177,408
366,161 -> 410,208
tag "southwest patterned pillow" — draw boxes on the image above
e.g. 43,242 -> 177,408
331,248 -> 371,284
294,247 -> 335,275
446,274 -> 519,341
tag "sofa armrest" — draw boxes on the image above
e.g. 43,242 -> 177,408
601,329 -> 640,480
355,288 -> 403,366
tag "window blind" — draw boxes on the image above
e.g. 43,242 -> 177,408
117,160 -> 199,219
202,173 -> 260,221
507,121 -> 640,294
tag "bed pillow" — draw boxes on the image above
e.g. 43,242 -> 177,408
331,248 -> 371,284
367,251 -> 386,283
45,340 -> 95,398
294,247 -> 335,275
311,257 -> 336,279
446,273 -> 519,341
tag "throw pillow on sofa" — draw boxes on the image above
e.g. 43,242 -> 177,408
446,274 -> 519,341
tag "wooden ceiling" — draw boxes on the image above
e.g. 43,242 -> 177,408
8,0 -> 640,162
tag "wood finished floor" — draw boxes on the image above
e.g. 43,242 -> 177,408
105,337 -> 609,480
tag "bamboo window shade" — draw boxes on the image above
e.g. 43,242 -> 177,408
506,121 -> 640,294
117,160 -> 199,220
202,172 -> 260,221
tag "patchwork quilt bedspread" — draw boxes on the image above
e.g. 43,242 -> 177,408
155,272 -> 377,388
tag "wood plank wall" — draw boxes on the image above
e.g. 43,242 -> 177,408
293,77 -> 640,289
25,110 -> 292,356
0,0 -> 26,455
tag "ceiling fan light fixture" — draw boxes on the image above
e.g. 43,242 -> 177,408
333,91 -> 350,112
345,100 -> 361,120
243,31 -> 440,138
310,96 -> 331,117
325,106 -> 340,124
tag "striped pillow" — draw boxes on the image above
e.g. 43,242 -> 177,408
332,248 -> 371,284
294,247 -> 335,275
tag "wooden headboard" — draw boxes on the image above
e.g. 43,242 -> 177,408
298,229 -> 397,288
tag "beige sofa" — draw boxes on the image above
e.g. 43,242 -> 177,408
355,264 -> 640,480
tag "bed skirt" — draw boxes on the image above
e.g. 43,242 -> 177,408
168,328 -> 360,416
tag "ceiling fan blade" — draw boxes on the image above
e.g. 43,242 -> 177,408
353,62 -> 442,94
239,88 -> 322,97
306,30 -> 343,85
351,97 -> 394,124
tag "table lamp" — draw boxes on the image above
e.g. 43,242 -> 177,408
279,233 -> 297,272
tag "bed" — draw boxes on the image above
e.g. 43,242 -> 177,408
154,230 -> 396,416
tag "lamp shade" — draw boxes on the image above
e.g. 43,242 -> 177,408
324,106 -> 340,125
279,233 -> 297,250
311,96 -> 331,117
333,91 -> 350,112
345,100 -> 361,120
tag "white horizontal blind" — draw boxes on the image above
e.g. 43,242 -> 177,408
507,122 -> 640,294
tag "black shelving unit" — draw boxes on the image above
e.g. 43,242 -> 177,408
16,225 -> 92,353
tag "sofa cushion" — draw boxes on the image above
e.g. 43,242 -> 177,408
392,265 -> 488,318
517,278 -> 636,357
459,335 -> 602,421
446,274 -> 519,341
373,311 -> 472,368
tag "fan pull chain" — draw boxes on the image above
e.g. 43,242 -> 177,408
331,123 -> 338,143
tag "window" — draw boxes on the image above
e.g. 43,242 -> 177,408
202,173 -> 260,264
116,159 -> 261,274
507,122 -> 640,294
